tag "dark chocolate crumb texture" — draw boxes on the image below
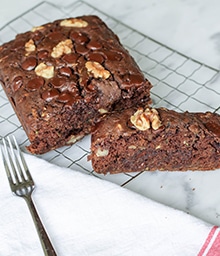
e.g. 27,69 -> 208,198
89,107 -> 220,174
0,16 -> 152,154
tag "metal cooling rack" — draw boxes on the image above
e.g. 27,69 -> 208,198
1,0 -> 220,188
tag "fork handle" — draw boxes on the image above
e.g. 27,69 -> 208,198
24,196 -> 57,256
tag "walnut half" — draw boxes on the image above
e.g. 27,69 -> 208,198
60,18 -> 88,28
25,39 -> 36,53
31,25 -> 45,32
130,108 -> 162,131
35,63 -> 54,79
85,61 -> 110,79
51,39 -> 73,58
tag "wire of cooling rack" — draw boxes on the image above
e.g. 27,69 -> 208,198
0,0 -> 220,187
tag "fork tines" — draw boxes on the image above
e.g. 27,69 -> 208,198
1,136 -> 34,194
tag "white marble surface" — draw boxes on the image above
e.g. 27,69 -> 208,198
84,0 -> 220,70
1,0 -> 220,228
1,0 -> 220,69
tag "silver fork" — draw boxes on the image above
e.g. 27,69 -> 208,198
1,136 -> 57,256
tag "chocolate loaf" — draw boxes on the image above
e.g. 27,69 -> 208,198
0,16 -> 152,154
89,107 -> 220,174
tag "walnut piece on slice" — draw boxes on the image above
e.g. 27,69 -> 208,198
60,18 -> 88,28
130,108 -> 162,131
51,39 -> 73,58
35,63 -> 54,79
85,61 -> 110,79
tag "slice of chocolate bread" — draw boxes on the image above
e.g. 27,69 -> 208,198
0,16 -> 151,154
89,107 -> 220,174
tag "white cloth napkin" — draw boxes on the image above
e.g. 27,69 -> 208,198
0,152 -> 219,256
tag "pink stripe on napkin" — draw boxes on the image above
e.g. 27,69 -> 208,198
198,226 -> 220,256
